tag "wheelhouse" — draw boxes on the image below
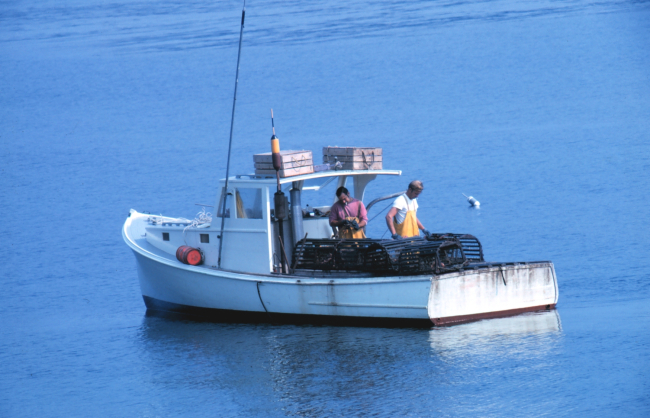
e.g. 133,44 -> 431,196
143,169 -> 401,275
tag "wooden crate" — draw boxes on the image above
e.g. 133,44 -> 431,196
253,150 -> 314,177
322,146 -> 383,170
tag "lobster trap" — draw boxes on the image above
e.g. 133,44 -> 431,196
292,234 -> 484,275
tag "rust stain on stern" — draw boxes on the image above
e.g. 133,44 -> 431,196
431,304 -> 556,326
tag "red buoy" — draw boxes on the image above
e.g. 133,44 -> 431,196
176,245 -> 203,266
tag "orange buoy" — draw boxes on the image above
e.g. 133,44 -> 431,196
176,245 -> 203,266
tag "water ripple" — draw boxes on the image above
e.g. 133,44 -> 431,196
2,0 -> 648,54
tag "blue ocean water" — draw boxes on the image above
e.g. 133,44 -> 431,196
2,0 -> 649,416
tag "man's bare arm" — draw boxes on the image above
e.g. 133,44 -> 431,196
385,207 -> 398,235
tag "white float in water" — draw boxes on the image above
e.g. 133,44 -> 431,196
462,193 -> 480,207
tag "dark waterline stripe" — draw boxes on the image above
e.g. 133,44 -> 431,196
431,304 -> 557,326
143,295 -> 434,328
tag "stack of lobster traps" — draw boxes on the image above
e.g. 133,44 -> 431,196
291,238 -> 377,271
292,234 -> 484,275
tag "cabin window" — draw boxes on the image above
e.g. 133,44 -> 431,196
200,234 -> 209,243
234,188 -> 263,219
216,188 -> 230,218
162,232 -> 169,241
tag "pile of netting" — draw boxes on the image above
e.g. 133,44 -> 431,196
292,234 -> 484,275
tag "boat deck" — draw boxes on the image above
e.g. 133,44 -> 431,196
129,223 -> 548,278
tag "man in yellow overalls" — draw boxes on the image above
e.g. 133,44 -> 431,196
385,180 -> 430,239
329,186 -> 368,239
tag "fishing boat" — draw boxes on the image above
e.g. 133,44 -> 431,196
122,163 -> 558,327
121,5 -> 558,327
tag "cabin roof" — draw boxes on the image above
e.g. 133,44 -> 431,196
222,169 -> 402,185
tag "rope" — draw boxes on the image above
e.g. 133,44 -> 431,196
361,151 -> 375,169
290,155 -> 307,169
235,191 -> 247,218
183,207 -> 213,244
367,201 -> 393,239
368,201 -> 393,223
149,215 -> 190,225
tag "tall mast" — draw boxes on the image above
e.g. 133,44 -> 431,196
218,1 -> 246,269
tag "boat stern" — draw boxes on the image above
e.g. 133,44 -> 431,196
427,262 -> 558,326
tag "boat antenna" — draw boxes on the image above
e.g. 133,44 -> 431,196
270,109 -> 281,192
218,1 -> 246,269
270,109 -> 289,273
271,109 -> 276,137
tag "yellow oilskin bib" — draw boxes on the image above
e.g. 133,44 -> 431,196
394,210 -> 419,238
340,216 -> 366,239
340,202 -> 367,239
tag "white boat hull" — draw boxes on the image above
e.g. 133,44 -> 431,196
124,210 -> 558,327
428,262 -> 558,326
133,251 -> 433,326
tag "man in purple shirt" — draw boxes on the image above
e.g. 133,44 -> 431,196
329,187 -> 368,239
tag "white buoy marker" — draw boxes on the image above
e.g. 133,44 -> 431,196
462,193 -> 480,207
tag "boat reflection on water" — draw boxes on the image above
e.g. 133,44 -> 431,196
428,309 -> 562,355
136,309 -> 563,415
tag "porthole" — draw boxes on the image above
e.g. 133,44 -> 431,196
162,232 -> 170,241
200,234 -> 209,243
